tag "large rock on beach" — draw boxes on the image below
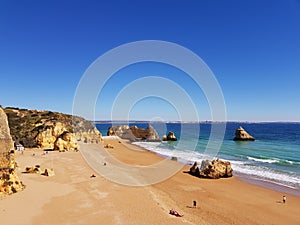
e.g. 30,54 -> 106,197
0,106 -> 14,154
4,107 -> 102,150
0,106 -> 25,196
233,126 -> 255,141
199,159 -> 233,179
189,159 -> 233,179
162,131 -> 177,141
0,168 -> 25,195
107,125 -> 161,141
189,161 -> 200,176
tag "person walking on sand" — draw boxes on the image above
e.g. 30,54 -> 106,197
193,200 -> 197,208
283,195 -> 286,204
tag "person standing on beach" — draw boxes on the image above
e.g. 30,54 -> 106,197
283,195 -> 286,204
193,200 -> 197,208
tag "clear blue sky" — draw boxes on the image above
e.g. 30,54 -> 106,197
0,0 -> 299,121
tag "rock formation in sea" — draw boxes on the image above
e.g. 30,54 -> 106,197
0,106 -> 25,195
162,131 -> 177,141
107,125 -> 161,141
4,107 -> 102,151
233,126 -> 255,141
189,159 -> 233,179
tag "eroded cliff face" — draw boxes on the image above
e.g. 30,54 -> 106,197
0,106 -> 25,196
0,106 -> 14,154
107,125 -> 161,141
4,107 -> 102,151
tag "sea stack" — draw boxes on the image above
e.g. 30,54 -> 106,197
162,131 -> 177,141
233,126 -> 255,141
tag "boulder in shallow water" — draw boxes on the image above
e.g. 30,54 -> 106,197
233,126 -> 255,141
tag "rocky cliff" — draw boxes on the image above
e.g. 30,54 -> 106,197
0,106 -> 25,196
107,125 -> 161,141
0,106 -> 14,154
4,107 -> 102,150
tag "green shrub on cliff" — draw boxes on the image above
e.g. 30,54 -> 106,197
4,108 -> 100,148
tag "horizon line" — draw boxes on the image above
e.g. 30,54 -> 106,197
92,120 -> 300,124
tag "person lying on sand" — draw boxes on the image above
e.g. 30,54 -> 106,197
169,209 -> 183,217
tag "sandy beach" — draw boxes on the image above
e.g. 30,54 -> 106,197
1,138 -> 300,225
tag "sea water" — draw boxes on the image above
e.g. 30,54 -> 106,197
95,122 -> 300,193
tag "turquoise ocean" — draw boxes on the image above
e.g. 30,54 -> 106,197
95,122 -> 300,195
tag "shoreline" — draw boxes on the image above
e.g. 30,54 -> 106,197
121,138 -> 300,197
235,173 -> 300,197
99,138 -> 300,224
101,136 -> 300,196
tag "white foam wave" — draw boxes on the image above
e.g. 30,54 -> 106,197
247,156 -> 278,164
133,141 -> 300,189
133,142 -> 208,164
285,160 -> 300,165
231,163 -> 300,189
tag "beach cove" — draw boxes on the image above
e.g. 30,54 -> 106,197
1,138 -> 299,225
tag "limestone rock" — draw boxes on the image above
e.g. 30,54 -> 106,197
4,107 -> 102,149
233,126 -> 255,141
0,107 -> 16,170
107,125 -> 161,142
0,106 -> 25,196
54,132 -> 78,151
189,159 -> 233,179
0,169 -> 25,195
107,125 -> 129,137
0,106 -> 14,155
35,122 -> 67,149
24,165 -> 41,174
163,131 -> 177,141
41,168 -> 55,176
24,166 -> 55,177
104,144 -> 114,149
199,159 -> 233,179
189,161 -> 200,176
76,128 -> 102,144
107,127 -> 116,136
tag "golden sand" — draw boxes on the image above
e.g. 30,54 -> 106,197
1,138 -> 299,225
